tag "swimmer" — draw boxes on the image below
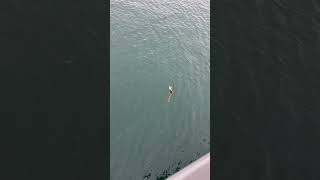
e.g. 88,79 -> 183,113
168,86 -> 173,102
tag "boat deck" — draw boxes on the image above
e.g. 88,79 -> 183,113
166,153 -> 210,180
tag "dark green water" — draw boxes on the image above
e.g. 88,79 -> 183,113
110,0 -> 210,179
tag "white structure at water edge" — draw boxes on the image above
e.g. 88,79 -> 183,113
166,153 -> 210,180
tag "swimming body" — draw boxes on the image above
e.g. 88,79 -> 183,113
168,86 -> 173,102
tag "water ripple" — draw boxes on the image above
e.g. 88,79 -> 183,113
111,0 -> 209,179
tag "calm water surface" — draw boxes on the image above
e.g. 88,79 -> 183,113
111,0 -> 210,179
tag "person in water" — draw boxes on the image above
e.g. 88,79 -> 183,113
168,86 -> 173,102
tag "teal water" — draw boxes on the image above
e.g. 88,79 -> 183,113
110,0 -> 210,179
